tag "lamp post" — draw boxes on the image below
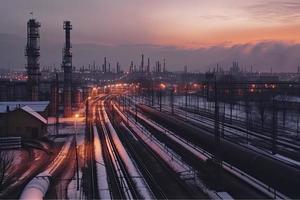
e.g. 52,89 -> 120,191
74,113 -> 80,191
159,83 -> 166,112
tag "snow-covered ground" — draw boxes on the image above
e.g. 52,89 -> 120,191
114,104 -> 225,199
101,104 -> 154,199
47,115 -> 86,199
93,125 -> 111,200
67,170 -> 85,200
131,94 -> 300,138
48,117 -> 85,136
125,104 -> 290,199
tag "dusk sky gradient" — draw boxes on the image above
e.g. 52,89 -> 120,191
1,0 -> 300,72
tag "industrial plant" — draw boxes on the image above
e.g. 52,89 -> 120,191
0,3 -> 300,199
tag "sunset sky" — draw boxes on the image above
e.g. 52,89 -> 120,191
2,0 -> 300,47
1,0 -> 300,71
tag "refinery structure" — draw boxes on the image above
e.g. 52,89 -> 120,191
26,18 -> 41,101
1,16 -> 300,200
0,18 -> 126,116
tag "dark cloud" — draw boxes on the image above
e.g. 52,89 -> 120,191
0,33 -> 299,73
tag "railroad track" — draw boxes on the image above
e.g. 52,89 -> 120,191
175,103 -> 300,140
123,104 -> 284,199
128,95 -> 300,148
111,100 -> 206,199
96,100 -> 140,199
136,104 -> 300,199
178,106 -> 300,148
159,106 -> 300,164
126,96 -> 300,163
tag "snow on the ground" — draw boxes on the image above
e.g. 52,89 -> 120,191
102,105 -> 154,199
216,192 -> 234,200
48,117 -> 85,136
125,108 -> 223,199
134,95 -> 300,137
125,96 -> 293,199
46,114 -> 87,199
48,117 -> 85,125
114,104 -> 192,175
48,117 -> 86,199
93,125 -> 111,200
67,171 -> 86,200
274,154 -> 300,167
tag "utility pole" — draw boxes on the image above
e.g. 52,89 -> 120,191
272,95 -> 278,155
214,79 -> 221,163
159,89 -> 162,112
171,87 -> 174,115
55,72 -> 59,135
74,114 -> 79,191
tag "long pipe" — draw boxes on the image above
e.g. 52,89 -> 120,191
20,138 -> 73,200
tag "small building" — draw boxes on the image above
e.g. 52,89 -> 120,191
0,102 -> 49,138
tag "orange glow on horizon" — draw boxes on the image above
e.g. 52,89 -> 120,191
149,24 -> 300,48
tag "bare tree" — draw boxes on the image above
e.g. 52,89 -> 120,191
0,151 -> 13,191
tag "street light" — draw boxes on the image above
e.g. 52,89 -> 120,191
159,83 -> 166,112
74,113 -> 80,191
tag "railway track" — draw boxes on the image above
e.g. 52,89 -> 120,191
162,106 -> 300,165
96,100 -> 144,199
136,103 -> 300,199
127,96 -> 300,163
129,95 -> 300,148
118,102 -> 275,199
110,99 -> 207,199
178,105 -> 300,148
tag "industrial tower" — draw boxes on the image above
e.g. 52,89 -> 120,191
62,21 -> 73,117
25,19 -> 41,101
141,54 -> 144,72
147,57 -> 150,73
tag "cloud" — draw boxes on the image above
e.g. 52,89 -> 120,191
245,0 -> 300,23
0,33 -> 299,73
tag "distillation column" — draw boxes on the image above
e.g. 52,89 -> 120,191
62,21 -> 73,117
25,19 -> 41,101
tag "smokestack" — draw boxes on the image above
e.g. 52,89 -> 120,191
141,54 -> 144,72
130,61 -> 133,73
116,62 -> 120,73
103,57 -> 107,73
158,61 -> 161,73
26,18 -> 41,101
147,57 -> 150,73
163,58 -> 166,73
62,20 -> 72,117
